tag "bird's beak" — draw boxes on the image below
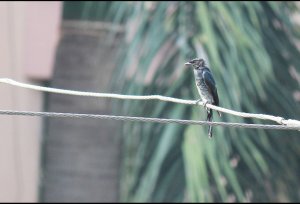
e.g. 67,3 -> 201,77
185,62 -> 192,66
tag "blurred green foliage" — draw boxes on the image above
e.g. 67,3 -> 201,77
64,1 -> 300,202
63,1 -> 111,21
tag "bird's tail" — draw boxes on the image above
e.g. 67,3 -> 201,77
217,111 -> 222,117
207,109 -> 213,138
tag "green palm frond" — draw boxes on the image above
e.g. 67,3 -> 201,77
110,1 -> 300,202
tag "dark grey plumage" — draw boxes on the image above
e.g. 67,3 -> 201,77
185,58 -> 221,138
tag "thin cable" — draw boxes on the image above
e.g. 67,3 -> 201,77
0,78 -> 299,128
0,110 -> 299,130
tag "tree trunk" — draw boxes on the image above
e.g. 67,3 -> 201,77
40,21 -> 123,202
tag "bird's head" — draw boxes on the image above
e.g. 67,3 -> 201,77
185,58 -> 206,69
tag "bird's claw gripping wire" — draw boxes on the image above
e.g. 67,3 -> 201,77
195,99 -> 202,106
203,101 -> 209,112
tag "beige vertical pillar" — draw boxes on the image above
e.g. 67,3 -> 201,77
0,2 -> 61,202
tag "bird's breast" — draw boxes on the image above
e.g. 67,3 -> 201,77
195,79 -> 214,103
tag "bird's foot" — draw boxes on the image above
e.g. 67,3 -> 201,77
203,101 -> 210,111
195,99 -> 202,105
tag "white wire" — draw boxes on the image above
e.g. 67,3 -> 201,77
0,78 -> 299,129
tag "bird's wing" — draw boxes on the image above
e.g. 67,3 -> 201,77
203,69 -> 219,106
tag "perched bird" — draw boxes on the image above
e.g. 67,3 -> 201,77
185,58 -> 221,138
